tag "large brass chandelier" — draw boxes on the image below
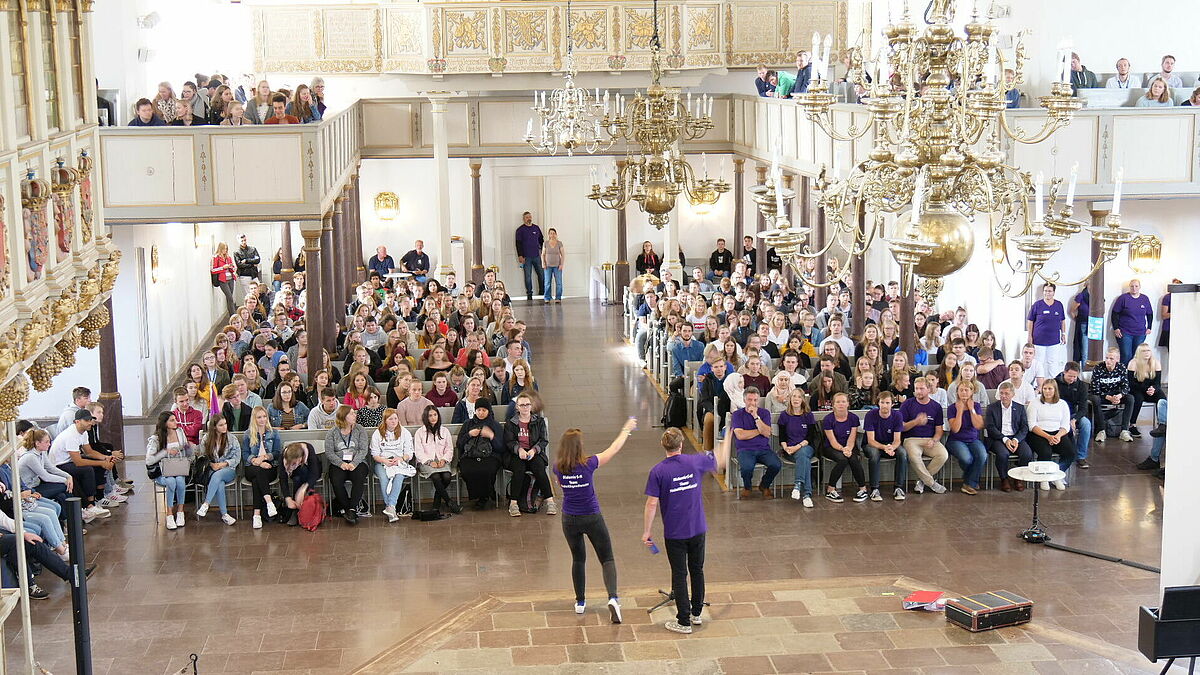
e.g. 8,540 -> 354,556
757,0 -> 1140,302
587,0 -> 729,228
525,0 -> 612,156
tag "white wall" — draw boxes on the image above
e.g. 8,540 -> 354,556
21,221 -> 297,419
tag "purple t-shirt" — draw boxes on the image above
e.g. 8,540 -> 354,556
1112,293 -> 1154,336
731,407 -> 771,453
1026,299 -> 1066,346
899,397 -> 943,439
947,401 -> 982,443
778,410 -> 815,446
1073,289 -> 1089,318
822,412 -> 860,447
864,408 -> 903,445
645,452 -> 717,540
554,455 -> 601,516
1162,294 -> 1171,332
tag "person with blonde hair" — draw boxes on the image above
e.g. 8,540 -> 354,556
1136,77 -> 1174,107
553,419 -> 637,621
371,407 -> 414,522
286,83 -> 323,123
245,79 -> 273,124
1127,342 -> 1164,438
241,406 -> 281,528
947,381 -> 987,495
152,81 -> 179,123
211,242 -> 237,315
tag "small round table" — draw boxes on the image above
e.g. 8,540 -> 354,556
1007,466 -> 1066,544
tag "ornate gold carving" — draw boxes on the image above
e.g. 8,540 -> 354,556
50,294 -> 76,334
0,376 -> 30,423
54,0 -> 72,11
571,9 -> 606,50
551,6 -> 560,69
20,319 -> 46,361
781,3 -> 790,51
612,6 -> 620,50
386,9 -> 422,55
55,328 -> 78,368
671,5 -> 680,53
490,7 -> 501,56
724,3 -> 734,57
688,7 -> 716,50
447,10 -> 487,52
505,9 -> 546,52
374,8 -> 383,71
624,7 -> 654,51
432,8 -> 442,57
78,267 -> 100,310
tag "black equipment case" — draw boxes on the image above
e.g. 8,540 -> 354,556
946,590 -> 1033,632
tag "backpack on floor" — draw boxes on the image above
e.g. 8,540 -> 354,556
1102,406 -> 1124,438
661,392 -> 687,429
298,490 -> 326,531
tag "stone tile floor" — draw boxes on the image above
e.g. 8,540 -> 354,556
3,299 -> 1172,674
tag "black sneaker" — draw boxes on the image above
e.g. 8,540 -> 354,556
29,584 -> 48,600
852,489 -> 869,503
85,564 -> 97,580
1150,425 -> 1167,438
1136,458 -> 1160,471
825,489 -> 844,503
343,511 -> 358,525
1076,459 -> 1090,469
1129,426 -> 1142,438
1154,468 -> 1166,480
445,500 -> 463,515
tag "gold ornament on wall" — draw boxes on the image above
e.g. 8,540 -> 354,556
0,375 -> 30,423
150,244 -> 160,283
1128,235 -> 1162,274
50,294 -> 77,334
374,191 -> 399,220
20,320 -> 47,361
55,328 -> 79,368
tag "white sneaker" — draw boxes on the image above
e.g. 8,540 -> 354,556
1095,431 -> 1106,442
221,514 -> 237,526
929,482 -> 947,494
252,515 -> 263,529
174,512 -> 186,527
894,488 -> 907,501
1052,480 -> 1066,491
57,545 -> 70,562
114,485 -> 133,495
914,482 -> 925,494
802,496 -> 814,508
574,602 -> 586,615
790,488 -> 801,501
870,489 -> 883,502
195,503 -> 209,518
98,497 -> 120,509
91,505 -> 111,518
608,598 -> 623,624
691,613 -> 703,625
1119,430 -> 1133,442
165,515 -> 177,530
383,505 -> 399,523
82,508 -> 96,524
1039,481 -> 1050,491
265,500 -> 278,518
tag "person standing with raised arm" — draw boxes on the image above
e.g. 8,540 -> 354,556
641,427 -> 730,635
552,418 -> 638,623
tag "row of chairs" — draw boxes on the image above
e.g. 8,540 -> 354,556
152,419 -> 552,522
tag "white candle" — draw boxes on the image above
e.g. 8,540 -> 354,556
812,33 -> 821,61
1034,172 -> 1044,222
702,152 -> 708,177
591,166 -> 597,184
775,168 -> 785,215
1066,162 -> 1079,207
1112,167 -> 1124,215
707,95 -> 713,117
533,90 -> 538,107
525,118 -> 533,138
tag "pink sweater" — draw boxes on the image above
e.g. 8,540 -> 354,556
396,396 -> 434,426
413,427 -> 453,464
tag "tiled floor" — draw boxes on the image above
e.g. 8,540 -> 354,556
356,576 -> 1158,674
4,299 -> 1171,674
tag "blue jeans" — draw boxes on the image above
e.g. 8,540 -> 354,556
205,467 -> 238,515
1076,416 -> 1092,461
522,257 -> 544,297
864,445 -> 909,489
947,439 -> 988,489
1117,332 -> 1146,365
738,447 -> 781,490
155,475 -> 187,507
25,508 -> 65,549
543,266 -> 563,301
1149,399 -> 1168,462
374,463 -> 407,508
787,444 -> 816,497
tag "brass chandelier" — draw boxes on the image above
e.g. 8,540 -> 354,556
756,0 -> 1142,302
525,0 -> 612,156
587,0 -> 729,228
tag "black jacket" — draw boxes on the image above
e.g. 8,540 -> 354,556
234,245 -> 261,278
985,400 -> 1029,443
457,414 -> 504,457
222,402 -> 254,432
1054,374 -> 1090,422
503,414 -> 548,458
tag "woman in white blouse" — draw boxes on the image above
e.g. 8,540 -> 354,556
413,405 -> 461,514
1026,379 -> 1076,491
370,408 -> 414,522
766,312 -> 790,349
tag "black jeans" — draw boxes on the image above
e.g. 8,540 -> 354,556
459,456 -> 501,500
665,533 -> 706,626
243,464 -> 276,513
819,445 -> 866,489
0,532 -> 69,587
1129,389 -> 1165,427
57,462 -> 104,503
505,452 -> 551,502
1091,393 -> 1134,431
326,462 -> 369,513
1028,433 -> 1077,473
561,514 -> 618,603
426,470 -> 454,508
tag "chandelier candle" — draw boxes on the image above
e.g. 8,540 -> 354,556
1112,168 -> 1124,216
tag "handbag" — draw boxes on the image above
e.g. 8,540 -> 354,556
211,271 -> 221,288
462,435 -> 494,461
160,456 -> 191,477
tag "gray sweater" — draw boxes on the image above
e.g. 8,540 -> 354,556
307,404 -> 339,430
18,450 -> 71,489
323,426 -> 370,468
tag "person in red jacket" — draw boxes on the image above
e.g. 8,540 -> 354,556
171,388 -> 204,446
211,242 -> 237,315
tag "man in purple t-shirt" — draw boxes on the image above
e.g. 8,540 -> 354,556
1109,278 -> 1154,364
898,378 -> 949,494
642,428 -> 730,635
515,212 -> 545,302
1026,282 -> 1067,380
730,388 -> 780,499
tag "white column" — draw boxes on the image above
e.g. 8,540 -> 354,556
663,209 -> 683,281
428,94 -> 454,281
1160,286 -> 1200,597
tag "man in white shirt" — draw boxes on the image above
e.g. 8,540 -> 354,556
48,410 -> 114,522
1019,343 -> 1045,387
819,315 -> 855,359
1005,362 -> 1039,407
941,307 -> 969,342
1106,58 -> 1137,89
1151,54 -> 1184,90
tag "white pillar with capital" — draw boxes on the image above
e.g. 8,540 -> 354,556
1160,285 -> 1200,597
426,93 -> 455,282
662,208 -> 684,282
